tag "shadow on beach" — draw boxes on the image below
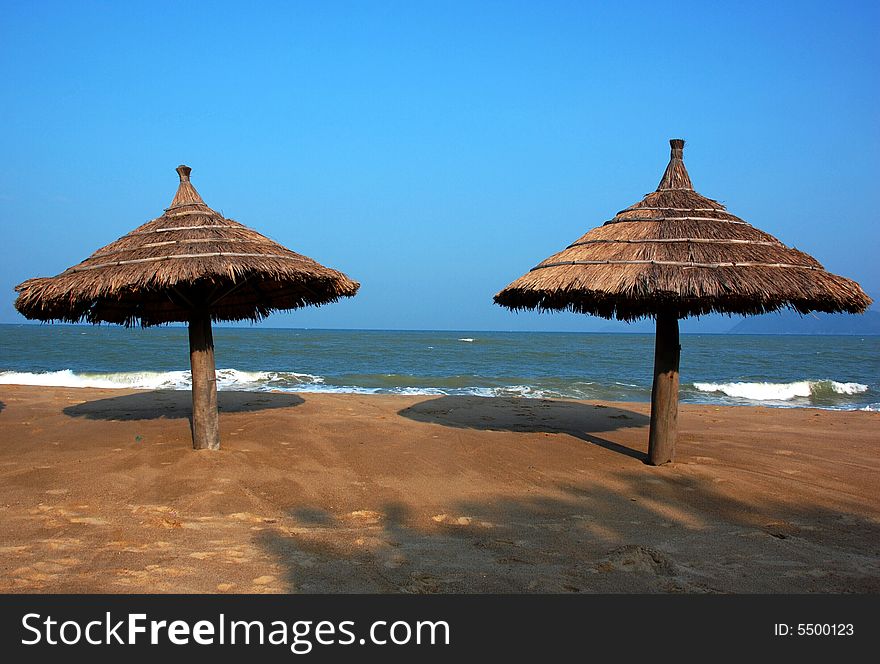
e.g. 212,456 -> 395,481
62,390 -> 304,421
257,471 -> 880,593
0,401 -> 4,414
398,395 -> 650,461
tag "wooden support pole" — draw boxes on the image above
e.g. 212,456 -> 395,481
647,309 -> 680,465
188,311 -> 220,450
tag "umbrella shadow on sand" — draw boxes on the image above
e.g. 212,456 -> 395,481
62,390 -> 303,421
0,401 -> 5,414
398,396 -> 649,461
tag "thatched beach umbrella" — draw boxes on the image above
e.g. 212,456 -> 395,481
495,139 -> 871,465
15,165 -> 359,450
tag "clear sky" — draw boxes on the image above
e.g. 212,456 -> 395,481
1,0 -> 877,332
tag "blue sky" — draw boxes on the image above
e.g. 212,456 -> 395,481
1,0 -> 877,332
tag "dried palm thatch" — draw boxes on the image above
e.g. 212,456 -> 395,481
495,140 -> 872,465
495,140 -> 870,320
15,165 -> 359,451
15,165 -> 359,326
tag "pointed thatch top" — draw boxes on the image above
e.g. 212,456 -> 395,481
168,165 -> 208,209
494,139 -> 872,320
657,139 -> 693,190
15,165 -> 359,326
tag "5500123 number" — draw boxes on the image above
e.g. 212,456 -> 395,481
774,624 -> 854,636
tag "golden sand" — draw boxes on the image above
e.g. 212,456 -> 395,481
0,385 -> 877,593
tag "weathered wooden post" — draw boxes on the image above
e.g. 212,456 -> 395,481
188,311 -> 220,450
647,309 -> 680,465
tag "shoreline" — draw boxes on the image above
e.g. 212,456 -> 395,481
0,384 -> 878,593
0,378 -> 874,412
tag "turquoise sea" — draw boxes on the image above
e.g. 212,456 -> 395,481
0,324 -> 877,410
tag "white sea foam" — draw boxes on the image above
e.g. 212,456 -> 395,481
0,369 -> 188,390
828,381 -> 871,395
457,338 -> 475,342
0,369 -> 324,391
459,385 -> 553,399
692,380 -> 868,401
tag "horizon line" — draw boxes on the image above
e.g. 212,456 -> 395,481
0,321 -> 877,337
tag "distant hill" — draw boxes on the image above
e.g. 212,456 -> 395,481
729,310 -> 880,335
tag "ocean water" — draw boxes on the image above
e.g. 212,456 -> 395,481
0,324 -> 877,410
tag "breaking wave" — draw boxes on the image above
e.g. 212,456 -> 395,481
691,380 -> 868,402
0,369 -> 324,391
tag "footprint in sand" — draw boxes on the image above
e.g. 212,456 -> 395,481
346,510 -> 383,523
252,575 -> 276,585
39,537 -> 82,551
432,514 -> 494,528
130,505 -> 183,529
146,565 -> 187,576
229,512 -> 265,523
32,505 -> 73,516
597,545 -> 676,576
69,517 -> 108,526
383,553 -> 408,569
189,551 -> 219,560
401,573 -> 441,594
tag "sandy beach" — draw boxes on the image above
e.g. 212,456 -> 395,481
0,384 -> 877,594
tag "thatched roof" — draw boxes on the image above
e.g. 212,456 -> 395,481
494,140 -> 872,320
15,165 -> 359,326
